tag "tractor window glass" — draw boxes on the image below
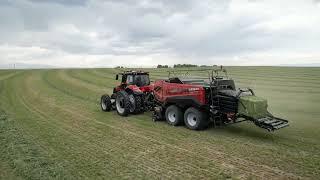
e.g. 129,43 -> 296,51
134,75 -> 150,87
126,75 -> 134,84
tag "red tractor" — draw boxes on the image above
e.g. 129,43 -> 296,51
100,71 -> 153,116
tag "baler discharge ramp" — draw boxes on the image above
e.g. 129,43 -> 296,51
253,116 -> 289,131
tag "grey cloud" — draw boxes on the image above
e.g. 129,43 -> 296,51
0,0 -> 319,67
27,0 -> 88,6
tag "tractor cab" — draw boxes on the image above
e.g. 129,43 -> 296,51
116,71 -> 150,87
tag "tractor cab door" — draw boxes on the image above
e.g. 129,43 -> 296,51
114,74 -> 130,92
121,74 -> 126,84
125,75 -> 134,85
119,74 -> 134,84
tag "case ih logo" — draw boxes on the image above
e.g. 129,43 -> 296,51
169,87 -> 200,94
188,88 -> 200,91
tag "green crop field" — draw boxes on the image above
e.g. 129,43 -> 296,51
0,67 -> 319,179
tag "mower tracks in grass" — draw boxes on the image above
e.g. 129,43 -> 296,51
0,71 -> 23,96
58,70 -> 106,93
69,69 -> 118,86
27,71 -> 304,179
3,68 -> 317,179
23,71 -> 227,178
35,73 -> 232,179
0,72 -> 81,179
0,71 -> 22,81
55,70 -> 314,176
22,71 -> 224,179
46,69 -> 306,179
93,116 -> 303,179
89,69 -> 116,78
20,73 -> 112,179
21,72 -> 168,179
42,70 -> 98,103
22,98 -> 228,179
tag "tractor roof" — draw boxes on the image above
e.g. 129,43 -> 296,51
118,70 -> 149,75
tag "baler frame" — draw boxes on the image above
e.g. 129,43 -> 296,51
161,66 -> 289,131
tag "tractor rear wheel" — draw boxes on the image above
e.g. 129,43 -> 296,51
165,105 -> 184,126
133,95 -> 142,114
184,107 -> 209,130
116,91 -> 131,116
101,94 -> 112,112
127,94 -> 143,114
128,94 -> 136,113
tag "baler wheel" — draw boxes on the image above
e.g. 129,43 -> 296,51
165,105 -> 184,126
184,107 -> 209,130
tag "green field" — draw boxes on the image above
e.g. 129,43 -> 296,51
0,67 -> 319,179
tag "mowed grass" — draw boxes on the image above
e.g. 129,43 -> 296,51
0,67 -> 319,179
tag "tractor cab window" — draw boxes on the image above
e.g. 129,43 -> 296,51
124,74 -> 150,87
126,75 -> 134,84
134,74 -> 150,87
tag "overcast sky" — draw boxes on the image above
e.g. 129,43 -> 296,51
0,0 -> 320,68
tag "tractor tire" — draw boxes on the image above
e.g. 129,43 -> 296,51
128,94 -> 143,114
133,95 -> 143,114
111,93 -> 117,110
116,91 -> 131,116
165,105 -> 184,126
128,94 -> 136,113
184,107 -> 209,130
101,94 -> 112,112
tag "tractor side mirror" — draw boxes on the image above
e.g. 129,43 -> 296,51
115,74 -> 119,80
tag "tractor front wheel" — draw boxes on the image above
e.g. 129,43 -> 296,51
165,105 -> 184,126
111,93 -> 117,110
101,94 -> 112,112
116,91 -> 131,116
184,107 -> 209,130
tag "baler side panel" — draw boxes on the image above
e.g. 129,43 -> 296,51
154,80 -> 206,106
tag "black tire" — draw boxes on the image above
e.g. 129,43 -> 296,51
116,91 -> 131,116
128,94 -> 136,113
165,105 -> 184,126
111,93 -> 117,110
101,94 -> 112,112
127,93 -> 143,114
184,107 -> 209,130
133,95 -> 143,114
